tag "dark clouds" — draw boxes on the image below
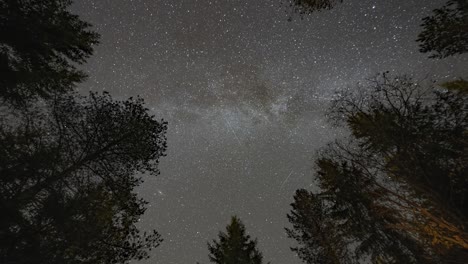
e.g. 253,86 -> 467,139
72,0 -> 467,263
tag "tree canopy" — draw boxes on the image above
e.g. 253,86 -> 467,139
286,74 -> 468,263
286,189 -> 350,264
204,216 -> 268,264
0,0 -> 168,263
0,0 -> 99,105
0,92 -> 167,264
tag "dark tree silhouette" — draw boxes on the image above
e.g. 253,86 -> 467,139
0,92 -> 167,263
330,73 -> 468,225
287,158 -> 432,264
286,73 -> 468,264
0,0 -> 168,263
286,189 -> 350,264
204,216 -> 268,264
0,0 -> 99,105
417,0 -> 468,58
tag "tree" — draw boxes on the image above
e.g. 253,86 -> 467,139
0,92 -> 167,264
287,73 -> 468,263
287,73 -> 468,264
286,189 -> 350,264
330,73 -> 468,225
417,0 -> 468,58
0,0 -> 99,105
287,157 -> 433,264
204,216 -> 269,264
331,74 -> 468,256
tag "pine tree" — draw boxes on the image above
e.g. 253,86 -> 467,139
286,189 -> 349,264
205,216 -> 269,264
0,0 -> 99,105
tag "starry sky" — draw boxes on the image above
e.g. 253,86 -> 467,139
72,0 -> 467,263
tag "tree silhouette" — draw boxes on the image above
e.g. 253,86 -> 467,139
286,73 -> 468,264
0,0 -> 168,263
330,73 -> 468,226
0,92 -> 167,263
287,158 -> 432,263
286,189 -> 350,264
204,216 -> 269,264
417,0 -> 468,58
0,0 -> 99,105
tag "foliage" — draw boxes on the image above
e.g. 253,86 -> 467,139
0,93 -> 167,263
330,74 -> 468,255
287,157 -> 433,263
331,73 -> 468,223
0,0 -> 168,263
0,0 -> 99,105
205,216 -> 268,264
0,92 -> 167,263
417,0 -> 468,58
286,189 -> 350,264
287,73 -> 468,263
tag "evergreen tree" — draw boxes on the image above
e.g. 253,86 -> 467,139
286,189 -> 350,264
287,158 -> 432,264
0,0 -> 99,105
286,73 -> 468,264
330,73 -> 468,225
205,216 -> 268,264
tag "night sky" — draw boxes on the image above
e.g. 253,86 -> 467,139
72,1 -> 467,263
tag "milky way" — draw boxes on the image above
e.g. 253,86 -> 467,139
72,0 -> 467,263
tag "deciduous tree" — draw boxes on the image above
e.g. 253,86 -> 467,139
0,92 -> 167,264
